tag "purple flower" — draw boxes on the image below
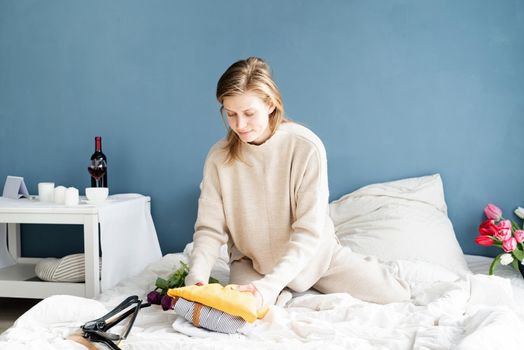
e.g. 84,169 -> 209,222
160,295 -> 173,311
147,290 -> 162,305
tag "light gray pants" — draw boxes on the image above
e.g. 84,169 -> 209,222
229,245 -> 410,304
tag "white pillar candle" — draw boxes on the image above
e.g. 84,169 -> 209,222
53,186 -> 67,204
65,187 -> 79,206
38,182 -> 55,202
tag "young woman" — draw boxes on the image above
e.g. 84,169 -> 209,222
185,57 -> 410,307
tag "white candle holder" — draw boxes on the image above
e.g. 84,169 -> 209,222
38,182 -> 55,202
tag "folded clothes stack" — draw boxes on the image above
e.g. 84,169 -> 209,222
172,297 -> 246,334
167,283 -> 269,334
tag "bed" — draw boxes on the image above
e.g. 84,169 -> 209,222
1,251 -> 524,350
2,174 -> 524,349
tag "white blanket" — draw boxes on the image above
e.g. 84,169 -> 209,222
2,252 -> 524,350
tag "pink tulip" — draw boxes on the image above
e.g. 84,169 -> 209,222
495,228 -> 512,241
494,220 -> 512,241
475,235 -> 494,246
478,220 -> 498,236
484,203 -> 502,220
502,238 -> 517,252
514,230 -> 524,244
498,219 -> 511,230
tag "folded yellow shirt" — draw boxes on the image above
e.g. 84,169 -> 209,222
167,283 -> 269,323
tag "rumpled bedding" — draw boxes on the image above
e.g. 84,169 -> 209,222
2,250 -> 524,350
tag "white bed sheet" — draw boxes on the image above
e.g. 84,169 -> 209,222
2,252 -> 524,350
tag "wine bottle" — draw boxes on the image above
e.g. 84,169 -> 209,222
89,136 -> 108,188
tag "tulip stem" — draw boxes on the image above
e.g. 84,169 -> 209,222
489,254 -> 502,275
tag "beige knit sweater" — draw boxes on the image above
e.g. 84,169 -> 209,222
186,122 -> 339,304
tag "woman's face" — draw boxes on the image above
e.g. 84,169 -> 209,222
222,92 -> 275,145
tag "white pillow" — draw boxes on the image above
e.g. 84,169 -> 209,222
329,174 -> 470,274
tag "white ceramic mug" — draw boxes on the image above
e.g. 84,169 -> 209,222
38,182 -> 55,202
53,186 -> 67,204
65,187 -> 79,206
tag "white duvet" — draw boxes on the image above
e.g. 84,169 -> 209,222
2,250 -> 524,350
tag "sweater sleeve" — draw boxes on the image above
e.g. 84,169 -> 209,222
185,153 -> 229,286
251,148 -> 328,304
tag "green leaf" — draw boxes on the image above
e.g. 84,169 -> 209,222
511,258 -> 520,273
162,261 -> 193,289
153,260 -> 219,292
180,260 -> 189,272
155,277 -> 169,290
512,220 -> 520,232
512,248 -> 524,261
489,254 -> 503,275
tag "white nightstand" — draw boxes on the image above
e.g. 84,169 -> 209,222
0,194 -> 157,299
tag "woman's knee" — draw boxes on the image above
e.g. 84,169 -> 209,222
229,257 -> 263,285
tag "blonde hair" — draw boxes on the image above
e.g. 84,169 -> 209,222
216,57 -> 288,163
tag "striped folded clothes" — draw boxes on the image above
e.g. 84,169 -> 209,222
172,297 -> 247,334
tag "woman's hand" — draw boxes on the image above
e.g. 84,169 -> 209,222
233,283 -> 264,311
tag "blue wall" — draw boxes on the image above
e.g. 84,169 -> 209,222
1,0 -> 523,258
